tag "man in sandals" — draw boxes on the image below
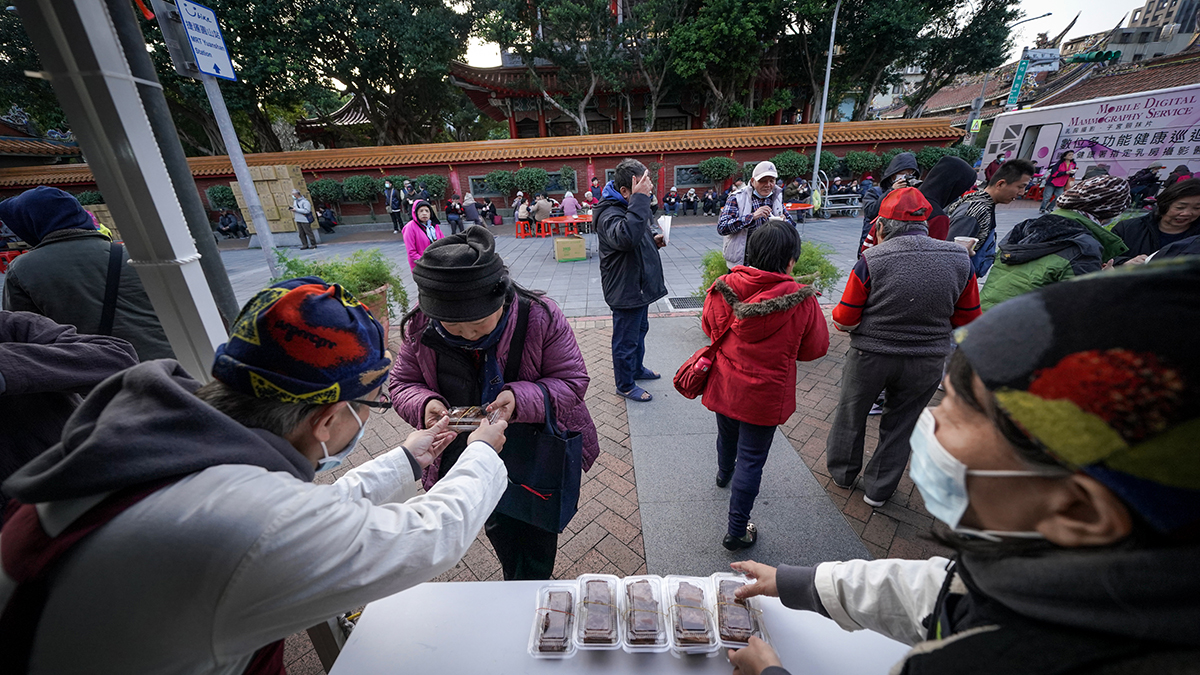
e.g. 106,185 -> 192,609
595,158 -> 667,403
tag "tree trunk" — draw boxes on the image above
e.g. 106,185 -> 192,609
249,104 -> 283,154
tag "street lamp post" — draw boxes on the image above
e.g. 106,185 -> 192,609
811,0 -> 842,212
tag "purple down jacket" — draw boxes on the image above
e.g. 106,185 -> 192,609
388,296 -> 600,490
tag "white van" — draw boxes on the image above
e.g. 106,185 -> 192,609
983,83 -> 1200,179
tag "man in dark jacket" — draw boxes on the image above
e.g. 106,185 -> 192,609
595,158 -> 667,403
828,188 -> 981,507
861,152 -> 918,252
0,311 -> 137,504
946,158 -> 1036,277
384,180 -> 404,234
0,186 -> 174,361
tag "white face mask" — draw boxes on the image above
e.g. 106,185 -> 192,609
316,402 -> 366,474
909,409 -> 1068,542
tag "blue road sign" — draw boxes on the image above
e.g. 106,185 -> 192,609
177,0 -> 236,81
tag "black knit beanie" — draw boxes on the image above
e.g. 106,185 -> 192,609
412,227 -> 507,322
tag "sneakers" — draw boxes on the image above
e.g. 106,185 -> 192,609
722,523 -> 757,551
392,230 -> 399,235
868,403 -> 884,416
863,494 -> 886,508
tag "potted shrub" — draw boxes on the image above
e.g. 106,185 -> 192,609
274,248 -> 409,345
307,179 -> 345,217
341,175 -> 384,218
697,156 -> 738,191
696,243 -> 843,297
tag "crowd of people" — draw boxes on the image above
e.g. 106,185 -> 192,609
0,150 -> 1197,675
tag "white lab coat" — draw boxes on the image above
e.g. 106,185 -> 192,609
1,441 -> 507,674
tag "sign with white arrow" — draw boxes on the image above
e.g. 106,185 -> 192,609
177,0 -> 236,81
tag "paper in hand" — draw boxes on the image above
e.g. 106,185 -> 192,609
657,215 -> 671,246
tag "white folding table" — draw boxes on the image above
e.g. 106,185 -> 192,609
329,580 -> 910,674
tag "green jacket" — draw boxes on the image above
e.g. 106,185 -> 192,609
980,209 -> 1128,311
2,229 -> 174,360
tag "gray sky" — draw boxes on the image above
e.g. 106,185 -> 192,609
466,1 -> 1139,68
1009,0 -> 1135,61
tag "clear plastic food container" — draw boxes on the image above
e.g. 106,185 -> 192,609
528,582 -> 579,659
664,575 -> 720,656
710,572 -> 771,649
575,574 -> 622,649
619,575 -> 670,653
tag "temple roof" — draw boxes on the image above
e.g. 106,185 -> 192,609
0,119 -> 963,188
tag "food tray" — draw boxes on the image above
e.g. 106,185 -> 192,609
528,582 -> 579,659
664,575 -> 719,656
710,572 -> 771,649
574,574 -> 622,649
619,575 -> 669,653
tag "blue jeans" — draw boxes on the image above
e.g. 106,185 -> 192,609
665,204 -> 679,216
611,305 -> 650,392
715,413 -> 776,538
447,214 -> 463,234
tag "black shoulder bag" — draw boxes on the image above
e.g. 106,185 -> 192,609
492,296 -> 584,533
98,242 -> 123,336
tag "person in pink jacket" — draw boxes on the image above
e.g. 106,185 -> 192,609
388,227 -> 599,581
402,199 -> 444,270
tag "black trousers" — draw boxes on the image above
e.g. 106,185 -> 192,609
389,210 -> 405,231
484,511 -> 559,580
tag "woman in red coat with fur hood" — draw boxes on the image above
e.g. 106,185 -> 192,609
701,221 -> 830,550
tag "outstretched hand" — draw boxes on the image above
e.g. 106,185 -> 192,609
730,560 -> 778,599
469,416 -> 508,453
403,415 -> 458,469
728,637 -> 783,675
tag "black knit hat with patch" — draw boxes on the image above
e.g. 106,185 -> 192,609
412,227 -> 507,322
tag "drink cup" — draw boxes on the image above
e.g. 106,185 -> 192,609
954,236 -> 978,254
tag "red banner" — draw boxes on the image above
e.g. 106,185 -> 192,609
448,166 -> 462,197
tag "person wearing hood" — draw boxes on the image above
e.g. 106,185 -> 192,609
861,152 -> 919,251
828,189 -> 981,508
0,277 -> 510,674
0,311 -> 138,507
389,228 -> 598,580
981,175 -> 1130,311
726,259 -> 1200,675
946,158 -> 1037,278
384,179 -> 404,234
1111,178 -> 1200,265
0,186 -> 174,361
560,190 -> 580,217
683,188 -> 699,215
701,222 -> 829,551
1165,163 -> 1193,185
860,156 -> 977,255
402,199 -> 444,271
595,158 -> 667,403
717,161 -> 795,269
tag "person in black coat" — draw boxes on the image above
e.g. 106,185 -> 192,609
594,158 -> 667,403
1112,178 -> 1200,264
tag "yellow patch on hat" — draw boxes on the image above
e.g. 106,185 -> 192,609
993,389 -> 1127,467
231,287 -> 288,347
249,371 -> 341,404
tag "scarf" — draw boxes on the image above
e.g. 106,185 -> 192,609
432,303 -> 513,405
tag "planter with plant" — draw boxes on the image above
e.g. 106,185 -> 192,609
413,174 -> 449,202
483,170 -> 516,200
695,242 -> 843,298
513,167 -> 550,196
769,150 -> 810,182
205,185 -> 238,211
273,248 -> 409,344
697,156 -> 738,191
307,179 -> 345,216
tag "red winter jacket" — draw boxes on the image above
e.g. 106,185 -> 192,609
700,266 -> 830,427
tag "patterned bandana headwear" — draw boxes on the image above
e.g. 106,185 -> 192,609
212,277 -> 391,404
1055,174 -> 1131,221
955,259 -> 1200,534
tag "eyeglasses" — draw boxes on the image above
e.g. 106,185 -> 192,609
350,388 -> 392,415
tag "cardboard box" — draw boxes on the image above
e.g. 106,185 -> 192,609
259,165 -> 277,181
554,236 -> 586,262
248,166 -> 262,181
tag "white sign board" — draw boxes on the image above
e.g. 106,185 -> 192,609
177,0 -> 236,81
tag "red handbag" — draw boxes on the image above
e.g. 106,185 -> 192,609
673,293 -> 737,399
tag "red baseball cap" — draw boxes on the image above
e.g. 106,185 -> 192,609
879,187 -> 932,222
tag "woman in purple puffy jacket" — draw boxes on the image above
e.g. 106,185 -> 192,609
388,227 -> 599,581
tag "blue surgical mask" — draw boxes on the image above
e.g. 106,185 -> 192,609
316,402 -> 366,474
909,409 -> 1066,542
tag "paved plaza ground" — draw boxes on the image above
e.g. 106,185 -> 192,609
266,201 -> 1042,673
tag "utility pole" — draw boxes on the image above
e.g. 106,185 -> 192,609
811,0 -> 843,209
